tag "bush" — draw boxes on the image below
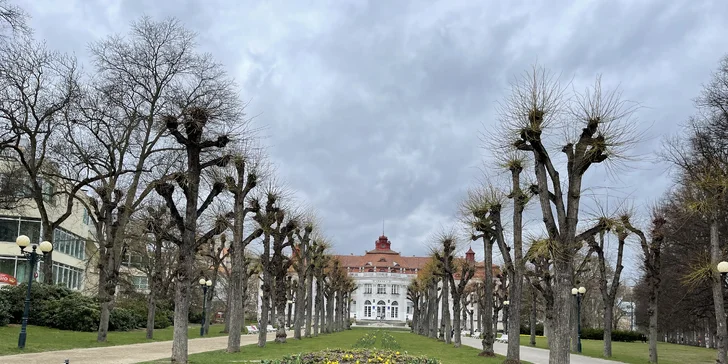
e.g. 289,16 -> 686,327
39,296 -> 99,332
580,328 -> 642,342
114,296 -> 172,329
109,307 -> 144,331
262,349 -> 440,364
0,283 -> 79,326
520,323 -> 544,336
0,293 -> 11,326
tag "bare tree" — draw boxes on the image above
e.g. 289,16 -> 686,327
0,0 -> 29,39
433,231 -> 455,344
225,152 -> 264,352
155,107 -> 234,364
448,249 -> 475,347
499,65 -> 639,364
292,217 -> 314,339
624,214 -> 666,364
0,37 -> 108,284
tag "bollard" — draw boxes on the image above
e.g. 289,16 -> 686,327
64,360 -> 69,363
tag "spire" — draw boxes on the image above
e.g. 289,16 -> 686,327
465,246 -> 476,263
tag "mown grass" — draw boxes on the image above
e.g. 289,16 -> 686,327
145,328 -> 524,364
0,324 -> 227,356
519,334 -> 716,364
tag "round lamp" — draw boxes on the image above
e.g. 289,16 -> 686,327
503,300 -> 509,305
718,261 -> 728,273
578,286 -> 586,294
16,235 -> 30,248
205,280 -> 212,287
571,288 -> 578,295
39,241 -> 53,253
199,278 -> 207,286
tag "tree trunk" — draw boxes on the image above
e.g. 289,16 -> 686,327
550,259 -> 573,364
325,292 -> 334,333
603,304 -> 613,357
171,246 -> 194,363
453,300 -> 462,347
146,292 -> 156,340
305,273 -> 314,337
530,289 -> 537,346
441,276 -> 451,343
313,279 -> 322,336
711,219 -> 728,364
41,223 -> 53,284
294,273 -> 306,339
508,273 -> 523,360
428,282 -> 439,339
648,280 -> 658,364
98,302 -> 112,343
274,279 -> 287,343
480,240 -> 495,356
258,273 -> 272,347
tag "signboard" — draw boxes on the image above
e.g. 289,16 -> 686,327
0,273 -> 18,286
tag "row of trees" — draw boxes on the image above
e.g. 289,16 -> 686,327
0,5 -> 355,363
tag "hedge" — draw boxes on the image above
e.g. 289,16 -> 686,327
581,328 -> 643,342
520,323 -> 544,336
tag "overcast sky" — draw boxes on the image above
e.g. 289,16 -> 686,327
20,0 -> 728,283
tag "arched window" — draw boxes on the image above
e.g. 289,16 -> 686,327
364,300 -> 372,318
391,301 -> 399,318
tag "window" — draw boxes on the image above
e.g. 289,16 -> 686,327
42,180 -> 55,205
391,285 -> 399,295
364,300 -> 372,318
19,220 -> 40,246
83,208 -> 90,225
53,228 -> 85,260
0,219 -> 18,242
132,276 -> 149,291
377,284 -> 386,294
364,284 -> 372,295
53,262 -> 83,290
391,301 -> 399,318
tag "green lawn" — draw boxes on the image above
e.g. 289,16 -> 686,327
0,324 -> 227,356
519,334 -> 716,364
146,328 -> 523,364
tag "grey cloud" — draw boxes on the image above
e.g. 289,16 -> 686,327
20,0 -> 728,270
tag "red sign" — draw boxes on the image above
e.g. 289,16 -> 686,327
0,273 -> 18,286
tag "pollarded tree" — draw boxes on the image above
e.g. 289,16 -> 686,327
155,107 -> 234,364
499,66 -> 639,364
292,219 -> 314,339
624,213 -> 666,364
66,17 -> 236,342
407,278 -> 425,333
433,231 -> 456,344
449,250 -> 475,347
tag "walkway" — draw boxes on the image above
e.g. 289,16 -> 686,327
460,336 -> 626,364
0,333 -> 279,364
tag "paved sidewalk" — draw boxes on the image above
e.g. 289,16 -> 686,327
0,332 -> 279,364
460,336 -> 626,364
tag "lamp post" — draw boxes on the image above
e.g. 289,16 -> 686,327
572,286 -> 586,353
199,278 -> 212,337
503,300 -> 510,335
16,235 -> 53,349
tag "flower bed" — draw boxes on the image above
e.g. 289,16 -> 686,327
262,349 -> 440,364
353,330 -> 401,350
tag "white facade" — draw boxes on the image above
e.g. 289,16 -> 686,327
348,271 -> 413,322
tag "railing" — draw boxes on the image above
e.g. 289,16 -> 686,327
349,272 -> 411,279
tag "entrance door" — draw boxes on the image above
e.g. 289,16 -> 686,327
376,300 -> 386,319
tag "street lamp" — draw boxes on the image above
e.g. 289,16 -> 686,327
199,278 -> 212,337
572,286 -> 586,353
503,300 -> 510,335
16,235 -> 53,349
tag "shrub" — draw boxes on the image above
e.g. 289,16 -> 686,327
0,293 -> 11,326
114,296 -> 172,329
580,328 -> 642,342
109,307 -> 145,331
0,283 -> 79,325
263,349 -> 440,364
520,323 -> 544,336
39,296 -> 99,332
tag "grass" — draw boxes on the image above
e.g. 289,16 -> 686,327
0,323 -> 227,356
146,328 -> 523,364
519,334 -> 717,364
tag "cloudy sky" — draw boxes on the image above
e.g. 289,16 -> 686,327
19,0 -> 728,282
